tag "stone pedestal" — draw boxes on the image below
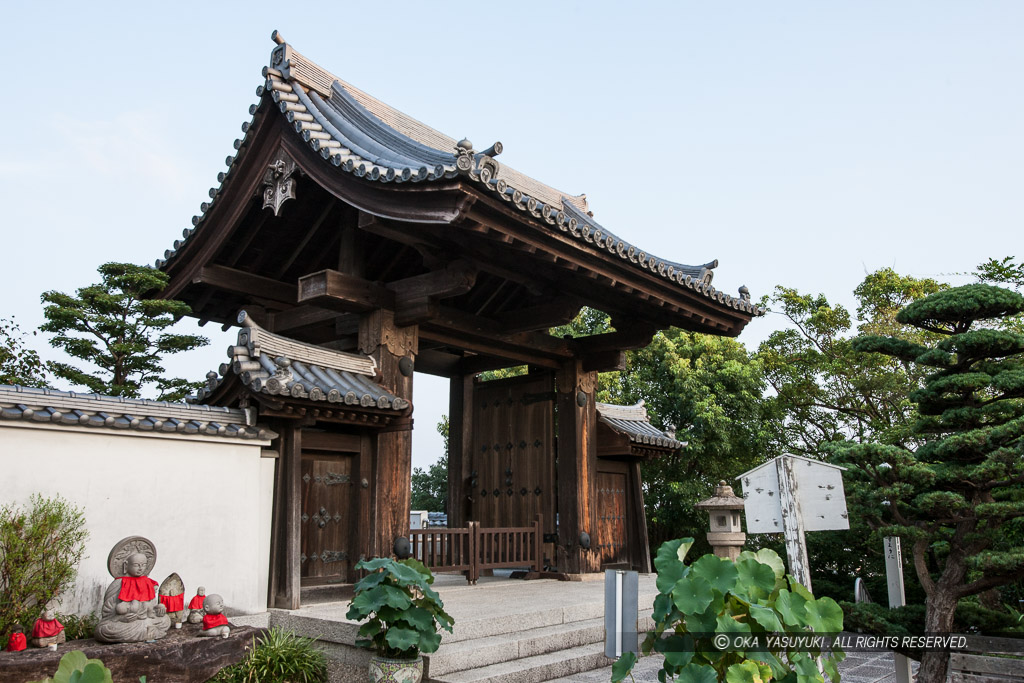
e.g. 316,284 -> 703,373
706,531 -> 746,561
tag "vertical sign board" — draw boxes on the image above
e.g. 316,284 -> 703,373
605,569 -> 639,658
885,537 -> 913,683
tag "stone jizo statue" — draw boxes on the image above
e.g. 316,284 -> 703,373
199,594 -> 230,639
94,537 -> 171,643
187,586 -> 206,624
30,610 -> 65,648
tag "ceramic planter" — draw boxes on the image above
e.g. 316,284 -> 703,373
369,655 -> 423,683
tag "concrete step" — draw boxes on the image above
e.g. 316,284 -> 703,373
429,642 -> 614,683
425,611 -> 654,678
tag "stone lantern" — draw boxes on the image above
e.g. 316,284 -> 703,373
695,480 -> 746,560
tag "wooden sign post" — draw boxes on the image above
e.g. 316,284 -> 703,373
738,455 -> 850,592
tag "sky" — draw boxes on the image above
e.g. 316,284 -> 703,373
2,2 -> 1021,470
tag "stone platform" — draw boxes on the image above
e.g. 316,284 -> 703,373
262,571 -> 657,683
0,624 -> 262,683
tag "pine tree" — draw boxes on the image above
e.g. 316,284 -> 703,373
840,284 -> 1024,683
40,263 -> 209,401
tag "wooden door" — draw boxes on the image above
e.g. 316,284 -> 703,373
300,450 -> 356,584
596,469 -> 629,566
470,373 -> 555,534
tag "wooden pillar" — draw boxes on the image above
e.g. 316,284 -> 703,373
556,358 -> 600,573
359,309 -> 417,558
356,432 -> 376,564
268,422 -> 301,609
630,461 -> 652,573
447,374 -> 474,528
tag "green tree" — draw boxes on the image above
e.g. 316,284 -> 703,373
757,268 -> 945,454
411,417 -> 449,512
0,495 -> 88,638
40,263 -> 208,401
838,284 -> 1024,683
0,316 -> 48,387
603,329 -> 775,553
755,269 -> 946,603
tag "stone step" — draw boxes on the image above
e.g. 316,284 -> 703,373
441,591 -> 659,644
425,611 -> 654,678
429,642 -> 614,683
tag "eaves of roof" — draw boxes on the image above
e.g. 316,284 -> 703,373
156,32 -> 764,319
596,401 -> 685,451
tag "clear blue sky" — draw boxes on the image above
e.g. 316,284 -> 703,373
3,2 -> 1021,469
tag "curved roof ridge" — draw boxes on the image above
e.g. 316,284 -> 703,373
328,82 -> 460,168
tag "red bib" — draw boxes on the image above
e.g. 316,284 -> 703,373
160,593 -> 184,612
118,576 -> 157,602
188,594 -> 205,610
6,632 -> 26,651
203,613 -> 229,630
32,619 -> 64,638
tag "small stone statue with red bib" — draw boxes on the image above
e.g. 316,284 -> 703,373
5,625 -> 27,652
30,609 -> 65,648
198,594 -> 230,639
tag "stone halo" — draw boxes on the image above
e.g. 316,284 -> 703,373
106,536 -> 157,578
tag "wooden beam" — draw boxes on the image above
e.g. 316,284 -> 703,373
298,269 -> 394,312
575,323 -> 659,354
582,349 -> 626,373
493,297 -> 584,334
298,263 -> 476,323
420,327 -> 561,370
193,264 -> 297,304
389,261 -> 477,303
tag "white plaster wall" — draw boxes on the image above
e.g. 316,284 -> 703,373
0,423 -> 275,617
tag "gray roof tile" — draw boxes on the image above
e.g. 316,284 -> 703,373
596,401 -> 685,451
156,35 -> 762,317
195,311 -> 409,412
0,385 -> 274,441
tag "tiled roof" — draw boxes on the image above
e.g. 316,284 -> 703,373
596,401 -> 685,450
0,384 -> 274,441
155,32 -> 763,317
194,311 -> 409,411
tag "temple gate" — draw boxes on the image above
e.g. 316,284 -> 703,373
157,32 -> 761,607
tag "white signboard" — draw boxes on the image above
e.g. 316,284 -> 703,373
738,455 -> 849,534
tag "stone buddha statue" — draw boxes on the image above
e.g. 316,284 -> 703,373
94,537 -> 171,644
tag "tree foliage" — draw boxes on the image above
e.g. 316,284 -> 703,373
0,316 -> 48,388
0,494 -> 88,638
411,417 -> 449,512
757,268 -> 945,455
605,329 -> 776,552
837,284 -> 1024,683
40,263 -> 209,401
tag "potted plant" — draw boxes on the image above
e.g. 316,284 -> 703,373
347,557 -> 454,683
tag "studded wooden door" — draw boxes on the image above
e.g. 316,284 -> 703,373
596,471 -> 629,566
300,451 -> 355,583
470,373 -> 555,535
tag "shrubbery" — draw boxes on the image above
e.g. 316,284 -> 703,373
210,627 -> 327,683
0,494 -> 88,636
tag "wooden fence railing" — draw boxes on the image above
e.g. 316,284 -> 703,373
408,515 -> 543,584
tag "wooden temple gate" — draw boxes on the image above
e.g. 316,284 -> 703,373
157,34 -> 759,608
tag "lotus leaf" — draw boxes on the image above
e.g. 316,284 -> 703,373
656,538 -> 694,593
673,574 -> 715,614
691,554 -> 739,594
